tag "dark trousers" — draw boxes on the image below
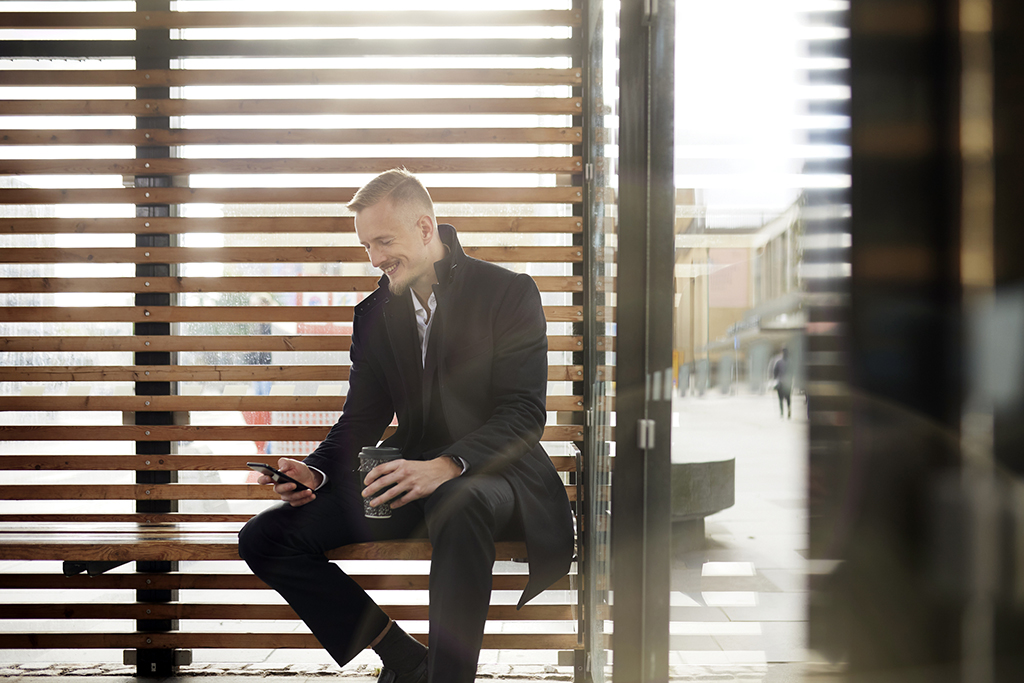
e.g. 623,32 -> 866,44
237,466 -> 520,683
777,384 -> 792,416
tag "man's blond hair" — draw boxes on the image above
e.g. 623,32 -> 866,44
347,168 -> 435,220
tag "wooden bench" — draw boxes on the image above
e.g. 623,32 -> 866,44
0,449 -> 583,675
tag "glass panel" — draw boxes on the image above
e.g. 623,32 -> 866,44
582,1 -> 617,680
668,0 -> 849,678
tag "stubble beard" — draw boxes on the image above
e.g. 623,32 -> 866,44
386,274 -> 408,296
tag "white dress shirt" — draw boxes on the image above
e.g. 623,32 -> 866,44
411,289 -> 437,367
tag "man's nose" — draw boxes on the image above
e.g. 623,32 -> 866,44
367,248 -> 383,268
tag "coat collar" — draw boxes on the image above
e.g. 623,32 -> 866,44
432,223 -> 463,292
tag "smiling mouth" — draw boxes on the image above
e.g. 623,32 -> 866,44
382,263 -> 399,276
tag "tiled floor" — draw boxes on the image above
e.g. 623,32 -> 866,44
668,390 -> 812,676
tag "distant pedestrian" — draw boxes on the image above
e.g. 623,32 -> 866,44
773,348 -> 792,419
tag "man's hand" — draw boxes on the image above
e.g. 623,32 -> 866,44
256,457 -> 323,507
362,457 -> 461,509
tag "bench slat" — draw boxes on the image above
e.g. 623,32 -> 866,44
0,454 -> 579,472
0,514 -> 256,524
0,633 -> 583,651
0,484 -> 578,502
0,538 -> 529,562
1,604 -> 573,621
0,573 -> 568,592
0,424 -> 586,442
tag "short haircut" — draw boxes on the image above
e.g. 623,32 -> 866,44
347,168 -> 434,219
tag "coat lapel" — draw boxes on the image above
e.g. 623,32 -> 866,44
421,301 -> 443,414
382,290 -> 423,429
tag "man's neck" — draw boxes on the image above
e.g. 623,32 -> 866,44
410,240 -> 449,306
411,285 -> 433,311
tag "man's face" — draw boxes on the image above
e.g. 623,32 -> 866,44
354,200 -> 434,297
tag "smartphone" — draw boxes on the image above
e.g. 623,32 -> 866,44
247,462 -> 310,492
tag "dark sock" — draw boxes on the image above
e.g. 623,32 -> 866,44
372,621 -> 427,673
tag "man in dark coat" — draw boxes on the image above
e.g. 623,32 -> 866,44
238,169 -> 575,683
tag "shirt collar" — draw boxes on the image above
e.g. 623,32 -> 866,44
411,288 -> 436,322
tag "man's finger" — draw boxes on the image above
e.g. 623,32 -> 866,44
364,469 -> 403,501
273,481 -> 297,495
283,489 -> 316,507
363,460 -> 401,487
370,479 -> 410,507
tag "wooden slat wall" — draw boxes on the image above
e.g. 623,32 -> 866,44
0,3 -> 586,658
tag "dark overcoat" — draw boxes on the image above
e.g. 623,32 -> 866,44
304,224 -> 575,607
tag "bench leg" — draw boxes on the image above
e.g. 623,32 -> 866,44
558,649 -> 590,682
135,560 -> 182,677
131,649 -> 172,678
124,649 -> 192,678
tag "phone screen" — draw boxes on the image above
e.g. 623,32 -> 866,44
247,462 -> 310,492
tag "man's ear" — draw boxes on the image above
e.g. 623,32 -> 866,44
416,213 -> 436,244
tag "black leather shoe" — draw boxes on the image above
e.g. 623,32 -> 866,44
376,655 -> 428,683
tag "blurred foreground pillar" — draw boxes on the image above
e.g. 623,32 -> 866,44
810,1 -> 1024,682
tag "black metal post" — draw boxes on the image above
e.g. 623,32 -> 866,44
579,0 -> 611,680
133,1 -> 180,676
988,1 -> 1024,679
611,0 -> 675,681
818,0 -> 965,679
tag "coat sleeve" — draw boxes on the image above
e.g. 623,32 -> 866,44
302,318 -> 395,485
443,273 -> 548,474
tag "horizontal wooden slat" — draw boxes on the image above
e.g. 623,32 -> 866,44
0,128 -> 584,146
0,304 -> 586,323
0,424 -> 584,442
0,364 -> 584,382
0,485 -> 279,501
0,514 -> 254,524
0,333 -> 585,351
0,396 -> 343,412
0,522 -> 244,534
1,603 -> 571,621
0,245 -> 582,265
0,454 -> 578,472
0,335 -> 352,352
0,39 -> 576,60
0,572 -> 570,592
0,216 -> 583,235
0,483 -> 578,501
1,156 -> 583,176
0,98 -> 583,117
0,396 -> 583,413
0,187 -> 582,206
0,535 -> 525,562
0,274 -> 584,294
1,365 -> 346,382
0,632 -> 581,651
0,539 -> 235,561
0,68 -> 581,88
0,10 -> 582,29
0,481 -> 577,501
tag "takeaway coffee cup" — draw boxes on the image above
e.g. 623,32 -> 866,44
357,446 -> 403,519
